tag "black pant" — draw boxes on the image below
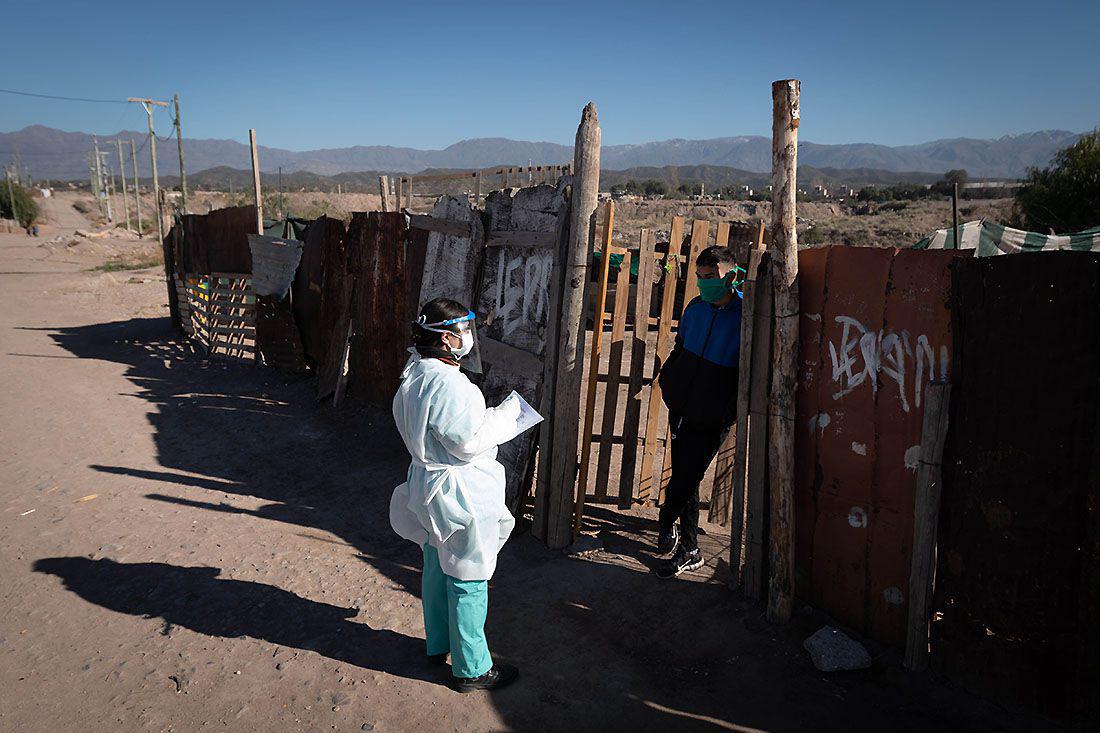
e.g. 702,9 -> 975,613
659,415 -> 728,552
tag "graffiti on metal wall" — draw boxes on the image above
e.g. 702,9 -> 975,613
492,250 -> 553,338
826,314 -> 950,412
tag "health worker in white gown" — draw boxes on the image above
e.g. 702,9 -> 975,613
389,297 -> 521,693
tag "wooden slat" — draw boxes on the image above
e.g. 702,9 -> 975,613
744,256 -> 774,601
715,220 -> 731,247
727,249 -> 766,575
485,229 -> 557,248
904,381 -> 952,672
207,324 -> 256,336
573,201 -> 614,531
594,240 -> 632,501
407,214 -> 472,239
618,229 -> 657,508
682,218 -> 710,304
395,177 -> 404,211
405,176 -> 413,209
660,218 -> 704,501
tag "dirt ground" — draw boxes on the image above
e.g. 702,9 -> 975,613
0,193 -> 1055,732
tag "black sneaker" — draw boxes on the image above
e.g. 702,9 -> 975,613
452,664 -> 519,693
657,525 -> 680,556
656,547 -> 703,579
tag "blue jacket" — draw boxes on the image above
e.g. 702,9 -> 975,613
658,294 -> 743,430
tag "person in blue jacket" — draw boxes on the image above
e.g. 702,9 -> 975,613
656,245 -> 743,578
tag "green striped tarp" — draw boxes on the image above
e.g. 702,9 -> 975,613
912,220 -> 1100,256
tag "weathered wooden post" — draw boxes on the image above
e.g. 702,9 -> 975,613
249,129 -> 263,235
767,79 -> 800,624
533,102 -> 600,549
378,175 -> 391,212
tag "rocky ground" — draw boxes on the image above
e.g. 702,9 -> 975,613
0,192 -> 1051,732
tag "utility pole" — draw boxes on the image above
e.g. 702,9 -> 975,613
278,166 -> 282,193
108,167 -> 116,223
130,139 -> 142,236
6,166 -> 19,228
173,94 -> 187,212
93,135 -> 105,216
116,139 -> 131,232
128,97 -> 169,250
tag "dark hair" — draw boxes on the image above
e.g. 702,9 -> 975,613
412,298 -> 469,349
696,245 -> 736,268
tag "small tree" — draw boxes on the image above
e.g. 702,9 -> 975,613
931,169 -> 969,196
1015,130 -> 1100,233
0,179 -> 39,228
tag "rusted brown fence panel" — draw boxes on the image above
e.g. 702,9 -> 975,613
793,245 -> 966,645
204,206 -> 255,273
932,252 -> 1100,721
347,212 -> 411,406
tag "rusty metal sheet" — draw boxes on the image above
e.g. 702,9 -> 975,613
347,212 -> 409,407
794,245 -> 968,646
793,247 -> 829,599
204,206 -> 255,274
315,220 -> 352,401
933,252 -> 1100,720
405,225 -> 429,326
255,294 -> 309,373
867,247 -> 960,642
294,216 -> 342,367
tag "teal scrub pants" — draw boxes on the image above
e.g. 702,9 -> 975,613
421,544 -> 492,679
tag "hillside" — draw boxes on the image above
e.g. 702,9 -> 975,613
0,125 -> 1084,181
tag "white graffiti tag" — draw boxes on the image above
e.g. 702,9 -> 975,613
827,315 -> 948,412
494,251 -> 553,337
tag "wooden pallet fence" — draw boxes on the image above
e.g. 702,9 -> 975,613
576,213 -> 762,516
207,273 -> 256,363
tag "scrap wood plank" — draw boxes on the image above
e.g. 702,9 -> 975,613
618,229 -> 657,508
728,249 -> 766,576
659,218 -> 707,501
744,254 -> 774,601
573,201 -> 614,531
638,217 -> 683,504
715,221 -> 731,247
407,214 -> 472,239
904,381 -> 951,672
594,248 -> 632,501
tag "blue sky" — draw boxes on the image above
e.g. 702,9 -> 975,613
2,0 -> 1097,151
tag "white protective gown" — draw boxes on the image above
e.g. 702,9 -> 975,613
389,350 -> 520,582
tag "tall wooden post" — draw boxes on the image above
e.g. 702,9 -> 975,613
951,182 -> 960,248
174,94 -> 187,213
249,129 -> 263,235
766,79 -> 800,625
130,139 -> 142,236
378,175 -> 390,212
533,102 -> 600,549
116,139 -> 131,232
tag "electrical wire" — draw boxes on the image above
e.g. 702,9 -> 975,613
0,87 -> 128,104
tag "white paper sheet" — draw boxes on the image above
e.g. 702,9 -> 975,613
500,390 -> 544,442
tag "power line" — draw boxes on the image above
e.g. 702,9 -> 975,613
0,87 -> 129,104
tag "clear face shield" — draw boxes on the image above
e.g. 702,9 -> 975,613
416,309 -> 483,373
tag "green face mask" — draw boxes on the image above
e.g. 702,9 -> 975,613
697,273 -> 733,303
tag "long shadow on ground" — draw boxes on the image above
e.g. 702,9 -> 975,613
33,317 -> 1049,732
33,556 -> 438,684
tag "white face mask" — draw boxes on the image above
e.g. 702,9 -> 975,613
451,331 -> 474,359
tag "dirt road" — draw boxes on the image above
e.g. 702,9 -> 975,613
0,200 -> 1049,732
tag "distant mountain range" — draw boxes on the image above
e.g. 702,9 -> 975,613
0,125 -> 1085,181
